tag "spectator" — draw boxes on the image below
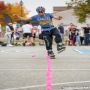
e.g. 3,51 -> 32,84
7,23 -> 14,44
79,27 -> 84,45
83,24 -> 90,45
5,23 -> 13,46
58,23 -> 64,44
22,21 -> 34,46
32,25 -> 38,44
75,28 -> 80,46
36,25 -> 44,45
68,23 -> 77,45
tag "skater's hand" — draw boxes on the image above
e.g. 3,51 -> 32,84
54,16 -> 63,20
58,16 -> 63,20
13,14 -> 20,19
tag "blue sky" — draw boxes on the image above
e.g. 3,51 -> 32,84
2,0 -> 71,16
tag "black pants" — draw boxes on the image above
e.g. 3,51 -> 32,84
80,36 -> 84,45
42,28 -> 62,50
84,33 -> 90,45
11,32 -> 14,44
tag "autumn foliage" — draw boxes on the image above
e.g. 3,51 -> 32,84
0,1 -> 28,24
6,3 -> 28,17
0,1 -> 6,10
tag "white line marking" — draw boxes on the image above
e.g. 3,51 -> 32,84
0,50 -> 34,53
74,49 -> 83,54
2,81 -> 90,90
0,69 -> 90,71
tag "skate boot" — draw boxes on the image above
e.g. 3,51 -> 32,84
48,50 -> 55,59
57,44 -> 66,53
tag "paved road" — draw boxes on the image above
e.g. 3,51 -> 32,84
0,46 -> 90,90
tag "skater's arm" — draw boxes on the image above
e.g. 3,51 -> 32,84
48,13 -> 62,20
53,16 -> 63,20
13,14 -> 32,21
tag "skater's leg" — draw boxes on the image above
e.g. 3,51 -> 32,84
51,28 -> 66,53
43,32 -> 55,59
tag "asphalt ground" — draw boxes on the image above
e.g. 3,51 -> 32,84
0,46 -> 90,90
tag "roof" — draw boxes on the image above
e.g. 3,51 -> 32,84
53,6 -> 70,12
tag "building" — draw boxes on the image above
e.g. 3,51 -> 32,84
53,6 -> 70,13
53,7 -> 90,27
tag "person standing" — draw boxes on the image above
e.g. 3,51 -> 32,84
68,23 -> 77,45
58,23 -> 64,45
22,21 -> 34,46
7,23 -> 14,44
79,27 -> 84,45
83,24 -> 90,45
5,23 -> 13,46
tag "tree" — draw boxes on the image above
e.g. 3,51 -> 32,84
0,1 -> 6,10
0,1 -> 28,25
67,0 -> 90,23
0,1 -> 7,25
6,3 -> 28,22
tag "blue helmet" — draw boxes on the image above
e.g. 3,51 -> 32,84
36,6 -> 45,13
